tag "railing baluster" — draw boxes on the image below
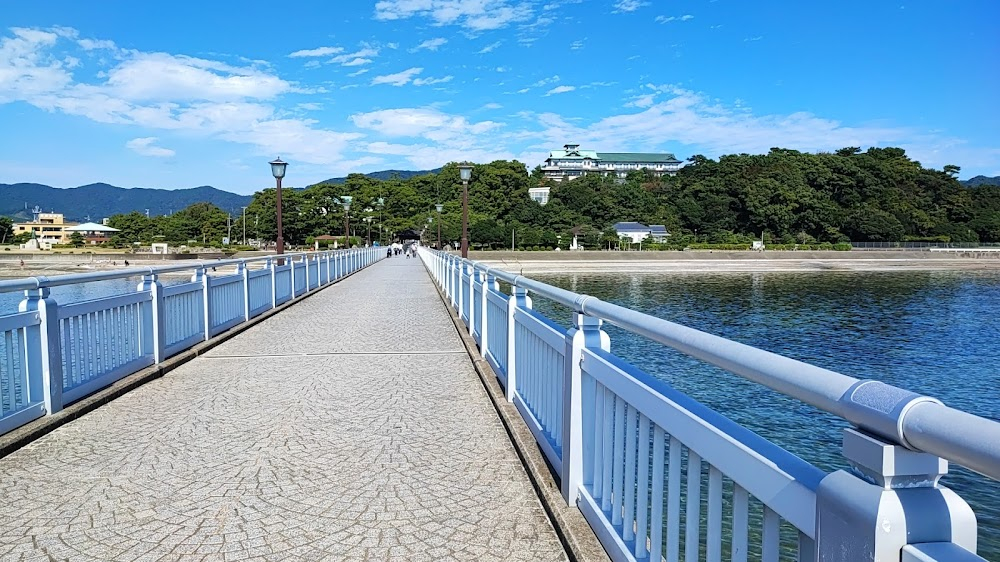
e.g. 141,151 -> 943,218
601,386 -> 614,512
611,397 -> 626,527
762,507 -> 780,562
650,425 -> 666,561
707,465 -> 723,562
635,413 -> 651,560
592,382 -> 606,501
623,404 -> 638,543
667,435 -> 682,562
731,484 -> 749,562
685,450 -> 702,562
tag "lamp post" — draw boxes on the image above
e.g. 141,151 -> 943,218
269,157 -> 288,261
241,206 -> 248,246
459,164 -> 472,258
341,196 -> 352,249
435,203 -> 443,250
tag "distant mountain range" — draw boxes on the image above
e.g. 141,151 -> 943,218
0,182 -> 253,222
0,168 -> 442,222
961,175 -> 1000,187
315,168 -> 440,185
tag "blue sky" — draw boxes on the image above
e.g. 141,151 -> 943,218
1,0 -> 997,193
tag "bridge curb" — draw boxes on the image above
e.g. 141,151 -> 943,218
0,266 -> 367,460
426,267 -> 611,562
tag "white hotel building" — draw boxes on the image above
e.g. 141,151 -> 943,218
529,144 -> 683,204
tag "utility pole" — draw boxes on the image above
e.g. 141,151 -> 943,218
241,206 -> 248,245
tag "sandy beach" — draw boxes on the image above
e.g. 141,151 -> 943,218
2,249 -> 1000,279
466,250 -> 1000,274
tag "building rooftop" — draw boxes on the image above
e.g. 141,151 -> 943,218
596,152 -> 681,163
613,222 -> 650,232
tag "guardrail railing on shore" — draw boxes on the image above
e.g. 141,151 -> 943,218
0,248 -> 382,437
420,248 -> 997,562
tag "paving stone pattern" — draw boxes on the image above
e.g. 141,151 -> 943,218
0,256 -> 568,561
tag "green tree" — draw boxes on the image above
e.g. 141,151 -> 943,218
0,216 -> 12,244
69,231 -> 85,247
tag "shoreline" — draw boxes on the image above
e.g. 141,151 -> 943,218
465,250 -> 1000,274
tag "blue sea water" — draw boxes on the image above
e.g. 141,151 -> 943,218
530,270 -> 1000,557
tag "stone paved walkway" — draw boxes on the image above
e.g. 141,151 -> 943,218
0,256 -> 568,561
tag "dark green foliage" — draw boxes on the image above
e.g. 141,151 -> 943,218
98,150 -> 1000,248
0,216 -> 12,244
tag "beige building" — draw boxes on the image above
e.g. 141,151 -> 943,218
13,213 -> 77,246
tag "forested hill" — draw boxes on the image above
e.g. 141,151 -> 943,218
0,182 -> 252,221
227,147 -> 1000,249
315,168 -> 440,185
962,175 -> 1000,187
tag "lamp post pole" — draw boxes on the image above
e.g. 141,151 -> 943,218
435,203 -> 443,250
241,206 -> 247,246
341,196 -> 352,249
269,158 -> 288,263
459,164 -> 472,258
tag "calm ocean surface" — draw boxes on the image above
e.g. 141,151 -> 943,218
1,269 -> 997,555
530,270 -> 1000,557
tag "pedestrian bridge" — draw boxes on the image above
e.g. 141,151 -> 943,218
0,248 -> 997,561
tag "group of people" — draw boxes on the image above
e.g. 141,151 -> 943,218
385,242 -> 419,259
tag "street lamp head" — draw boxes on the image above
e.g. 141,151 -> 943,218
269,157 -> 288,179
340,195 -> 352,211
458,163 -> 473,182
435,203 -> 443,213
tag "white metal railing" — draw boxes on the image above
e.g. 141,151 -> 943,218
0,248 -> 382,436
420,248 -> 996,562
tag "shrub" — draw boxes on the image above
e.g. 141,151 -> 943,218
833,243 -> 852,251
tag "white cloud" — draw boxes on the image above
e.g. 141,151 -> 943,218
371,67 -> 423,86
570,40 -> 584,50
288,46 -> 343,58
546,85 -> 576,95
531,75 -> 560,87
373,0 -> 534,30
351,107 -> 502,142
413,75 -> 453,86
481,102 -> 502,109
348,68 -> 370,77
524,86 -> 929,164
78,38 -> 117,51
655,14 -> 694,23
626,93 -> 656,108
0,27 -> 362,167
104,53 -> 292,102
0,28 -> 75,103
126,137 -> 174,157
411,38 -> 448,52
612,0 -> 648,13
478,41 -> 502,53
328,47 -> 379,66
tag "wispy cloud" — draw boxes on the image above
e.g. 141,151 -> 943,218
744,36 -> 763,42
413,75 -> 453,86
289,46 -> 343,58
411,38 -> 448,52
371,67 -> 423,86
655,14 -> 694,23
374,0 -> 534,30
328,47 -> 379,66
481,102 -> 502,109
546,85 -> 576,95
126,137 -> 174,157
612,0 -> 649,13
348,68 -> 369,77
478,41 -> 502,54
570,40 -> 584,50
